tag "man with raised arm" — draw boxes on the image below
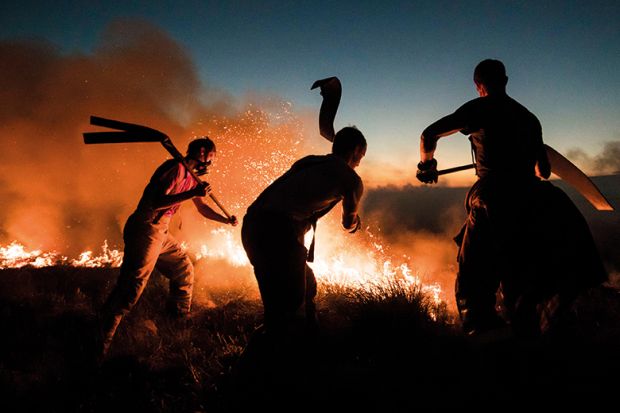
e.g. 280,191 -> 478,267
99,137 -> 238,357
242,77 -> 366,336
417,59 -> 606,336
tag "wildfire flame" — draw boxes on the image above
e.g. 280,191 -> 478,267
0,240 -> 123,269
69,240 -> 124,268
306,225 -> 443,306
192,228 -> 249,267
0,224 -> 444,308
0,241 -> 61,268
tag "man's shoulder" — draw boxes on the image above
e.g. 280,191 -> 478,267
454,97 -> 485,115
151,159 -> 184,182
505,96 -> 541,124
293,154 -> 341,170
299,154 -> 328,163
337,160 -> 363,189
294,154 -> 361,185
155,158 -> 181,172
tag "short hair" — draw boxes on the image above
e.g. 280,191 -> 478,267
473,59 -> 508,90
186,137 -> 215,157
332,126 -> 366,157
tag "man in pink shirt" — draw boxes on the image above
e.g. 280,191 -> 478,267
99,137 -> 238,357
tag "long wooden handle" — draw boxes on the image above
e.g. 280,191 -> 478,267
437,164 -> 476,176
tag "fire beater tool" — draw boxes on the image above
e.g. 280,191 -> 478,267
311,76 -> 341,142
83,116 -> 232,219
437,164 -> 477,176
436,146 -> 614,211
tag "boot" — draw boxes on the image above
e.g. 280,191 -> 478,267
97,313 -> 123,361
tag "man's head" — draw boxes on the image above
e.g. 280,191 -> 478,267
332,126 -> 367,168
187,137 -> 216,175
473,59 -> 508,96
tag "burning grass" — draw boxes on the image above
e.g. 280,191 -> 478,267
1,265 -> 619,412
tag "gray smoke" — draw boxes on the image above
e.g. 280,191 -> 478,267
566,140 -> 620,175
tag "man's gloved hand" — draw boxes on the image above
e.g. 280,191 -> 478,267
416,159 -> 438,184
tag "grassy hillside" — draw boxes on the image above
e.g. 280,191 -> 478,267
0,265 -> 619,412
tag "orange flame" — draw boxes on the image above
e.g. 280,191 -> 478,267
0,240 -> 123,269
70,240 -> 124,268
183,219 -> 445,307
0,241 -> 62,268
0,225 -> 444,307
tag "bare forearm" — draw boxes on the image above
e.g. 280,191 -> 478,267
342,180 -> 363,231
420,134 -> 436,162
319,100 -> 337,142
419,113 -> 464,161
342,212 -> 358,230
342,196 -> 361,231
196,202 -> 228,223
314,76 -> 341,143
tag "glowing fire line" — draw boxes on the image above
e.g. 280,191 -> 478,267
0,240 -> 123,268
0,230 -> 444,307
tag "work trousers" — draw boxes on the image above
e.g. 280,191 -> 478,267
241,211 -> 317,334
104,212 -> 194,317
455,176 -> 606,335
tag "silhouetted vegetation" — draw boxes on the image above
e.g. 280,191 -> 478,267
1,266 -> 618,412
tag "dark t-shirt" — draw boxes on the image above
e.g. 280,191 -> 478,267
453,95 -> 543,178
248,154 -> 363,231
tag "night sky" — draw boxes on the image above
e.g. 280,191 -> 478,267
1,0 -> 619,181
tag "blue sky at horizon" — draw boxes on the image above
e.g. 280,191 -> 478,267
2,0 -> 619,181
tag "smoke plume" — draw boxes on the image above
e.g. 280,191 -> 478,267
566,140 -> 620,175
0,20 -> 309,259
357,185 -> 466,304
